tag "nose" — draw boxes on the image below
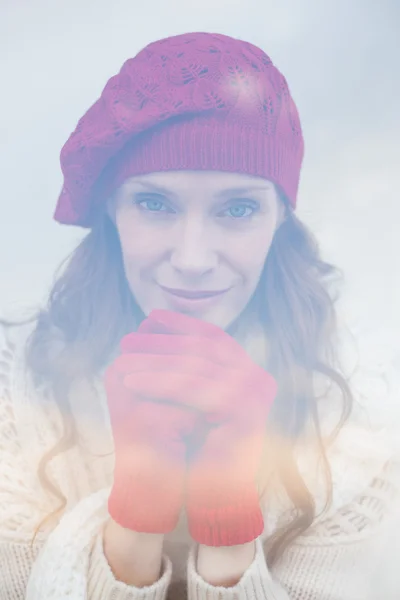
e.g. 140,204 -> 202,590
169,217 -> 218,276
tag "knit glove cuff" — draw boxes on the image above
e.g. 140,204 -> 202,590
108,452 -> 183,533
186,487 -> 264,546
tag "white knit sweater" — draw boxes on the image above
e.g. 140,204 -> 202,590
1,321 -> 400,600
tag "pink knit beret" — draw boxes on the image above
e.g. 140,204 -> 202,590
54,32 -> 304,228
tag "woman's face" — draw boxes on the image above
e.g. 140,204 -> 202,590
110,170 -> 283,330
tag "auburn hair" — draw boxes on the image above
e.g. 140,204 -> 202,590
2,196 -> 352,565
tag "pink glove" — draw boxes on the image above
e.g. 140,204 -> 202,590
123,309 -> 278,547
104,318 -> 198,533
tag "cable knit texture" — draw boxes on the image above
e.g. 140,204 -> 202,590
54,32 -> 304,227
0,321 -> 400,599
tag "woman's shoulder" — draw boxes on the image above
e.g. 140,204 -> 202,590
0,317 -> 37,359
0,315 -> 42,422
0,318 -> 60,535
334,316 -> 400,453
300,316 -> 400,521
0,318 -> 37,393
0,318 -> 43,419
0,317 -> 66,442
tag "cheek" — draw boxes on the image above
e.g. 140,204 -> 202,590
232,227 -> 275,278
117,219 -> 161,267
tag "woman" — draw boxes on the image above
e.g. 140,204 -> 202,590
0,31 -> 399,599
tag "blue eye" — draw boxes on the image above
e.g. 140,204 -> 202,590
143,200 -> 165,211
226,205 -> 254,219
133,195 -> 259,220
134,196 -> 169,212
222,201 -> 258,220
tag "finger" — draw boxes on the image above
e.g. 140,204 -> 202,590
123,371 -> 231,415
138,315 -> 174,335
112,353 -> 223,381
134,400 -> 198,440
121,332 -> 205,355
108,354 -> 276,420
120,332 -> 246,365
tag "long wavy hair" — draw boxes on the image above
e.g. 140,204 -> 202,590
2,193 -> 353,566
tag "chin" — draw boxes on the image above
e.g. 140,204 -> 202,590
135,287 -> 245,330
195,308 -> 239,330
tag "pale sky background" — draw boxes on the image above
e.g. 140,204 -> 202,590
1,0 -> 399,359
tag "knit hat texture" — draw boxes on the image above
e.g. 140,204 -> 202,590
54,32 -> 304,227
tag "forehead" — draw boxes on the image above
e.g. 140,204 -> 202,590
121,170 -> 274,196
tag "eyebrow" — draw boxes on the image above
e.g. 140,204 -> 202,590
127,179 -> 272,197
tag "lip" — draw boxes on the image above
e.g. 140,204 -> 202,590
159,284 -> 230,311
159,285 -> 230,299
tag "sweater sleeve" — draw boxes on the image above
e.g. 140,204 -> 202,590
0,487 -> 172,600
23,487 -> 174,599
87,528 -> 172,600
186,458 -> 400,600
187,537 -> 290,599
0,325 -> 173,600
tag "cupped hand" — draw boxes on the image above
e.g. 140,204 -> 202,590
104,315 -> 199,534
122,309 -> 277,546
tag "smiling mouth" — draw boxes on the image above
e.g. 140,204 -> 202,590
159,285 -> 230,299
